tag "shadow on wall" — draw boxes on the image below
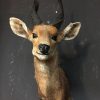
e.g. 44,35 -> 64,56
58,38 -> 89,100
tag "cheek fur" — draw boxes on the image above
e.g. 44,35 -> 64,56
32,40 -> 39,56
50,40 -> 57,51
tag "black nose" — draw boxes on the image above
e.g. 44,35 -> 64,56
39,44 -> 50,55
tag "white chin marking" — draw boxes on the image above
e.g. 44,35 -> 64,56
38,55 -> 49,60
34,53 -> 49,60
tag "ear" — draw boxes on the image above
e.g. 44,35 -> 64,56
9,17 -> 31,39
57,22 -> 81,42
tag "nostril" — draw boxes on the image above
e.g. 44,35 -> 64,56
44,45 -> 50,51
39,44 -> 50,54
39,44 -> 44,51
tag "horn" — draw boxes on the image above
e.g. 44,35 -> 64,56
47,0 -> 64,29
30,0 -> 42,25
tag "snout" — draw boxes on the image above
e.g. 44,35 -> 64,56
39,44 -> 50,55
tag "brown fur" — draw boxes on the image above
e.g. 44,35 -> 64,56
33,25 -> 57,35
9,17 -> 81,100
34,51 -> 71,100
32,25 -> 71,100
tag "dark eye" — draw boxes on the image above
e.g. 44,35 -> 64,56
51,36 -> 57,41
33,33 -> 38,38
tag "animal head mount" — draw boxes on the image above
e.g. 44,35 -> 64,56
9,0 -> 81,60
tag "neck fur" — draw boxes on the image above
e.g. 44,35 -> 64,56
34,49 -> 59,74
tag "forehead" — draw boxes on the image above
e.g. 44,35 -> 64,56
33,24 -> 57,35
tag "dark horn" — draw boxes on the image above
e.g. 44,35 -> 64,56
30,0 -> 42,25
47,0 -> 64,29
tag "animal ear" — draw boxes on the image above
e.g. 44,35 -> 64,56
57,22 -> 81,42
9,17 -> 31,39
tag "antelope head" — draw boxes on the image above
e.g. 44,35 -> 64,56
9,0 -> 81,60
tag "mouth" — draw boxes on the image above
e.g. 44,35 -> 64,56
35,52 -> 49,60
37,52 -> 49,55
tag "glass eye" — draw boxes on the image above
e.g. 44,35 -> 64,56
51,36 -> 57,41
33,33 -> 38,38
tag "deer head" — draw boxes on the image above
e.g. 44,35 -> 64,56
9,0 -> 81,60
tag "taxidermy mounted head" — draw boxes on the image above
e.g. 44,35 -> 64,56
9,0 -> 81,99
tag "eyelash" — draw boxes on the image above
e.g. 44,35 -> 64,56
33,33 -> 38,38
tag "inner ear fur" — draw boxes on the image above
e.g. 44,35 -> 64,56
64,22 -> 81,40
57,22 -> 81,42
9,17 -> 31,39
